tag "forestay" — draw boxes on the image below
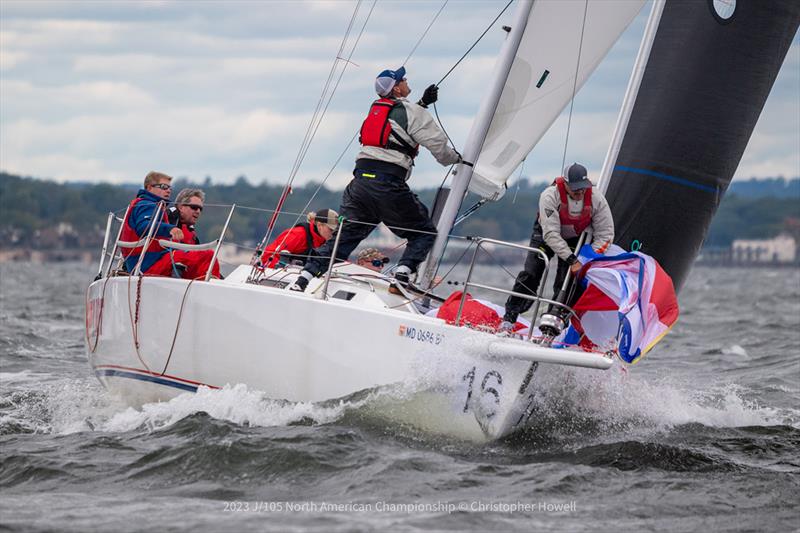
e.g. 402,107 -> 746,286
468,0 -> 645,200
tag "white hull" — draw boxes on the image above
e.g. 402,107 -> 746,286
85,264 -> 611,442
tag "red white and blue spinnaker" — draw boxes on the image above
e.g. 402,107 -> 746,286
563,245 -> 679,364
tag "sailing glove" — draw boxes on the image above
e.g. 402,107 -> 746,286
418,84 -> 439,108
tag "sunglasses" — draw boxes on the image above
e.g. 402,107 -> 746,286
183,204 -> 203,212
151,183 -> 172,190
371,257 -> 390,267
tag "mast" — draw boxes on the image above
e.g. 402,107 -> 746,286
597,0 -> 665,194
418,0 -> 534,289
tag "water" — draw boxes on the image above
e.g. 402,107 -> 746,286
1,262 -> 798,532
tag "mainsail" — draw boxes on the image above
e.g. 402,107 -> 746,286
467,0 -> 645,200
602,0 -> 800,292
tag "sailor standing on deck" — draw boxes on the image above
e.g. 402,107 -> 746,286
502,163 -> 614,327
291,66 -> 461,292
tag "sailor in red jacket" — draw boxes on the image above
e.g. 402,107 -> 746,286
260,209 -> 339,268
168,188 -> 205,245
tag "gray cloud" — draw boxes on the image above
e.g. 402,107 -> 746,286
0,0 -> 797,188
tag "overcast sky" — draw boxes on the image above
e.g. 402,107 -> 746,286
1,0 -> 798,189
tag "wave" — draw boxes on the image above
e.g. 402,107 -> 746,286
1,360 -> 796,448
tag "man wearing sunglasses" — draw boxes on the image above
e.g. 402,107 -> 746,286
168,188 -> 206,245
355,248 -> 390,273
120,172 -> 220,279
120,171 -> 182,273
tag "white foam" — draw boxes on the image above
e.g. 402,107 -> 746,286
526,364 -> 793,433
100,384 -> 365,434
722,344 -> 749,357
3,357 -> 796,439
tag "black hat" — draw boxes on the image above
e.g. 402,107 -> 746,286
565,163 -> 591,191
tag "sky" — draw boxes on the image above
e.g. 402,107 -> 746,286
1,0 -> 798,190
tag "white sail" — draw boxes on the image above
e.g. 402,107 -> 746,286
468,0 -> 645,200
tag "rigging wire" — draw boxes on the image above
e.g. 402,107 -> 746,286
287,1 -> 362,184
256,0 -> 514,275
404,0 -> 449,66
436,0 -> 513,87
256,0 -> 377,259
559,0 -> 589,174
257,0 -> 453,264
430,0 -> 514,193
291,0 -> 377,186
512,157 -> 526,204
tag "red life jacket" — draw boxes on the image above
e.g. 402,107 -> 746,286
554,176 -> 593,238
119,197 -> 168,268
359,98 -> 419,158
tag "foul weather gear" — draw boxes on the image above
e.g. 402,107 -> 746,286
356,97 -> 460,172
261,222 -> 327,268
120,189 -> 176,273
503,179 -> 614,323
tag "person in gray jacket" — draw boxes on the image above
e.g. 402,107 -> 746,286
502,163 -> 614,324
293,66 -> 461,291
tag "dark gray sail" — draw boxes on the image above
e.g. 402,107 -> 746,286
604,0 -> 800,292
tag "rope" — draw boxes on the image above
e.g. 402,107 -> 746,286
126,275 -> 153,374
428,0 -> 514,217
432,101 -> 456,155
559,0 -> 589,174
161,279 -> 195,375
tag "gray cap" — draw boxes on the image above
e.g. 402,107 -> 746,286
565,163 -> 592,191
312,208 -> 339,230
356,248 -> 388,263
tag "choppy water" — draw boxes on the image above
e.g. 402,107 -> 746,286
1,262 -> 798,532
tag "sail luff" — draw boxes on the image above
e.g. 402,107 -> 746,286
468,0 -> 646,199
418,0 -> 535,289
597,0 -> 666,195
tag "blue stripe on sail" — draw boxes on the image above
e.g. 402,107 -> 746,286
96,369 -> 198,392
614,165 -> 719,194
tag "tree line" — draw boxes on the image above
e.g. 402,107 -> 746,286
1,172 -> 797,250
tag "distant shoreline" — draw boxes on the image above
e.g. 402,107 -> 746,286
2,247 -> 798,270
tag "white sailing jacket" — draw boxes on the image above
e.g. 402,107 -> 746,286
357,97 -> 460,173
537,184 -> 615,261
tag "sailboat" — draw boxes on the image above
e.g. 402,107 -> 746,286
84,0 -> 799,442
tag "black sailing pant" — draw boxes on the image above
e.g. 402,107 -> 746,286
304,169 -> 437,277
503,220 -> 580,323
